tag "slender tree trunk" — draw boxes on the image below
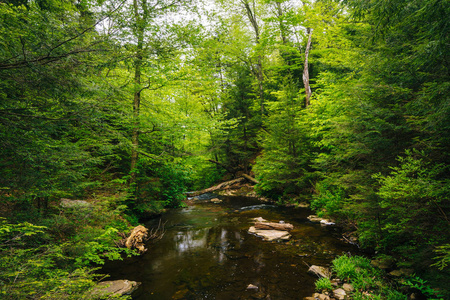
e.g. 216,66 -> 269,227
276,3 -> 288,45
303,28 -> 312,107
256,59 -> 264,114
243,124 -> 248,173
130,0 -> 145,185
130,56 -> 141,184
241,0 -> 264,115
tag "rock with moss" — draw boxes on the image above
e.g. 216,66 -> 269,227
91,280 -> 140,298
370,256 -> 395,270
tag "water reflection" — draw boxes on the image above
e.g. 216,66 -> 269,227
102,196 -> 359,300
175,229 -> 209,253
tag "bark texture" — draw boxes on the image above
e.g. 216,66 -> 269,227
303,28 -> 312,107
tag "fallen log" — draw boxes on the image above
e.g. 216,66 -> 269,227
242,173 -> 258,184
254,222 -> 294,231
188,177 -> 245,197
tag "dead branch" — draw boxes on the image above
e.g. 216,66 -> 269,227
188,177 -> 246,197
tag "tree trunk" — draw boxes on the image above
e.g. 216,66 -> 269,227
130,0 -> 145,185
241,0 -> 264,115
303,28 -> 312,107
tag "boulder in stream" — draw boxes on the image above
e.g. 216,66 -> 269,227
248,226 -> 291,241
307,265 -> 331,279
91,279 -> 140,298
211,198 -> 222,203
307,215 -> 335,226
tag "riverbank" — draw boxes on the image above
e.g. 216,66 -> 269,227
192,184 -> 445,299
0,193 -> 140,299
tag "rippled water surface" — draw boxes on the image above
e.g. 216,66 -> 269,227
102,195 -> 357,299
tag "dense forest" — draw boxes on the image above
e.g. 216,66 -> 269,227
0,0 -> 449,299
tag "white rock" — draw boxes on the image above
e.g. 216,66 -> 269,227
248,226 -> 291,241
307,215 -> 335,225
320,219 -> 335,226
307,265 -> 331,279
342,283 -> 354,292
333,288 -> 346,300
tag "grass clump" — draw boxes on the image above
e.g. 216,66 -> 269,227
331,255 -> 406,300
315,277 -> 333,292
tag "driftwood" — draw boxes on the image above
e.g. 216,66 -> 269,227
117,221 -> 165,254
242,173 -> 258,184
254,222 -> 294,231
125,225 -> 148,253
188,174 -> 259,197
188,177 -> 245,197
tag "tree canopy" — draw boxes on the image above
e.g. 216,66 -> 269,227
0,0 -> 448,298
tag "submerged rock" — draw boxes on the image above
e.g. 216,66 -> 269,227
91,280 -> 140,297
320,219 -> 335,226
211,198 -> 222,203
240,204 -> 276,211
246,284 -> 259,291
252,217 -> 268,223
307,265 -> 331,279
307,215 -> 335,226
248,226 -> 291,241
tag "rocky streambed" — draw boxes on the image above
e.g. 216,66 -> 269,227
101,195 -> 359,299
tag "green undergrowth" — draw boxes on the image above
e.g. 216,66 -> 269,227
314,255 -> 445,300
0,195 -> 138,299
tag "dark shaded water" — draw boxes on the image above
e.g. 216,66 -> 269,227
102,195 -> 357,299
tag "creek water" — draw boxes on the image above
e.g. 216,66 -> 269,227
102,195 -> 358,299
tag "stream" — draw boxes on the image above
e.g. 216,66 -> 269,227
102,195 -> 358,299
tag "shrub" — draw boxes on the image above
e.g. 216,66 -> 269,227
330,255 -> 406,300
315,277 -> 333,292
